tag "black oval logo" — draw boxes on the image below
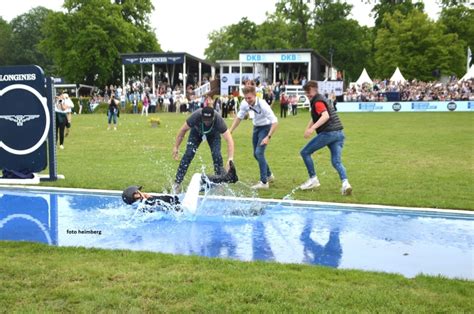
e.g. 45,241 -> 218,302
447,102 -> 457,111
392,102 -> 401,112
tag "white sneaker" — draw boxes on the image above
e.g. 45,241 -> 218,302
59,145 -> 64,150
299,176 -> 320,190
342,180 -> 352,196
267,174 -> 275,183
251,181 -> 269,189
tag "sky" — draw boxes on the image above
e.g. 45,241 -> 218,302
1,0 -> 442,59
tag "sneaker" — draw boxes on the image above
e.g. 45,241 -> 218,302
251,181 -> 269,189
172,182 -> 182,194
342,180 -> 352,196
267,174 -> 275,183
59,145 -> 64,150
299,176 -> 320,190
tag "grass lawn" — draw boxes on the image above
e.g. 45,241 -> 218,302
1,109 -> 473,311
1,242 -> 473,312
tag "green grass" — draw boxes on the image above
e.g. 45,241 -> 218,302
41,110 -> 474,210
1,242 -> 473,312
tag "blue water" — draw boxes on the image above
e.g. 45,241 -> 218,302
1,187 -> 473,280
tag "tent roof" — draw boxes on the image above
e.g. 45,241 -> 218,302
356,68 -> 373,85
460,64 -> 474,81
390,67 -> 406,83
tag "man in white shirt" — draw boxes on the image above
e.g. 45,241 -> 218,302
229,85 -> 278,189
62,93 -> 74,136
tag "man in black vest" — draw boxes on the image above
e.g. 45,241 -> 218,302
300,81 -> 352,195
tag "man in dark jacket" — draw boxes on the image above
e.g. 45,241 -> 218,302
300,81 -> 352,195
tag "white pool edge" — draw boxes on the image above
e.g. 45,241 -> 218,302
0,184 -> 472,216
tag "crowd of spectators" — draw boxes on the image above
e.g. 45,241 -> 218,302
344,78 -> 474,102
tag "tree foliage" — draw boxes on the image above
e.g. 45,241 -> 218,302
40,0 -> 160,86
7,7 -> 55,73
0,17 -> 12,66
438,4 -> 474,53
204,18 -> 257,62
374,10 -> 465,80
371,0 -> 424,29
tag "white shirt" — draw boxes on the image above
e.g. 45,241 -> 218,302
237,98 -> 278,126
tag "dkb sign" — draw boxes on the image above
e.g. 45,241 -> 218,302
0,65 -> 53,175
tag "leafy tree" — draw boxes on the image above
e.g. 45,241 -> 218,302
374,10 -> 464,80
205,18 -> 257,62
312,0 -> 373,82
371,0 -> 424,29
7,7 -> 54,73
274,0 -> 315,48
40,0 -> 160,86
0,17 -> 12,66
254,14 -> 292,50
438,4 -> 474,56
113,0 -> 154,30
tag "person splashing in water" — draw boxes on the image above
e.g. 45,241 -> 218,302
122,161 -> 238,212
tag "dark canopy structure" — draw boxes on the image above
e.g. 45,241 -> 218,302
120,52 -> 217,94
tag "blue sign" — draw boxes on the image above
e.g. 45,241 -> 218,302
0,65 -> 50,173
0,193 -> 58,245
246,54 -> 265,62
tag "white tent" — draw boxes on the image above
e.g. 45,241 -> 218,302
390,67 -> 406,83
460,64 -> 474,81
356,68 -> 373,85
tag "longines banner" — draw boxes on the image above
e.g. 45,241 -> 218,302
0,65 -> 51,173
121,54 -> 185,65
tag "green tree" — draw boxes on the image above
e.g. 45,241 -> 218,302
254,14 -> 292,50
204,18 -> 257,62
374,10 -> 465,80
274,0 -> 315,48
113,0 -> 154,30
312,0 -> 373,82
40,0 -> 160,86
371,0 -> 424,29
0,17 -> 13,66
438,4 -> 474,61
8,7 -> 54,73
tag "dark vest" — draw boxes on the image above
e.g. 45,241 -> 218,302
310,94 -> 343,133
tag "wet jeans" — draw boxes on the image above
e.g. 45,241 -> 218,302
252,125 -> 272,183
175,128 -> 224,184
300,130 -> 347,181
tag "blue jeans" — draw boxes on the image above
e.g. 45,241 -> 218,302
253,125 -> 272,183
300,130 -> 347,181
108,112 -> 117,124
175,128 -> 224,184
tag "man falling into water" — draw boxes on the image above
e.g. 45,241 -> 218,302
172,105 -> 235,193
122,161 -> 238,212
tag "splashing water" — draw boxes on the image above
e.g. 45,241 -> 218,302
283,186 -> 300,201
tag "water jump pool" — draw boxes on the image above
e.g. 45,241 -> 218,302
0,186 -> 472,280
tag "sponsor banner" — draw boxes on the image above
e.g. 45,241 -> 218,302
318,81 -> 344,96
122,54 -> 185,65
239,52 -> 311,63
337,101 -> 473,112
220,73 -> 255,96
0,65 -> 50,172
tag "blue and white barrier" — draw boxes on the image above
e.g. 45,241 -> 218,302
337,101 -> 474,112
